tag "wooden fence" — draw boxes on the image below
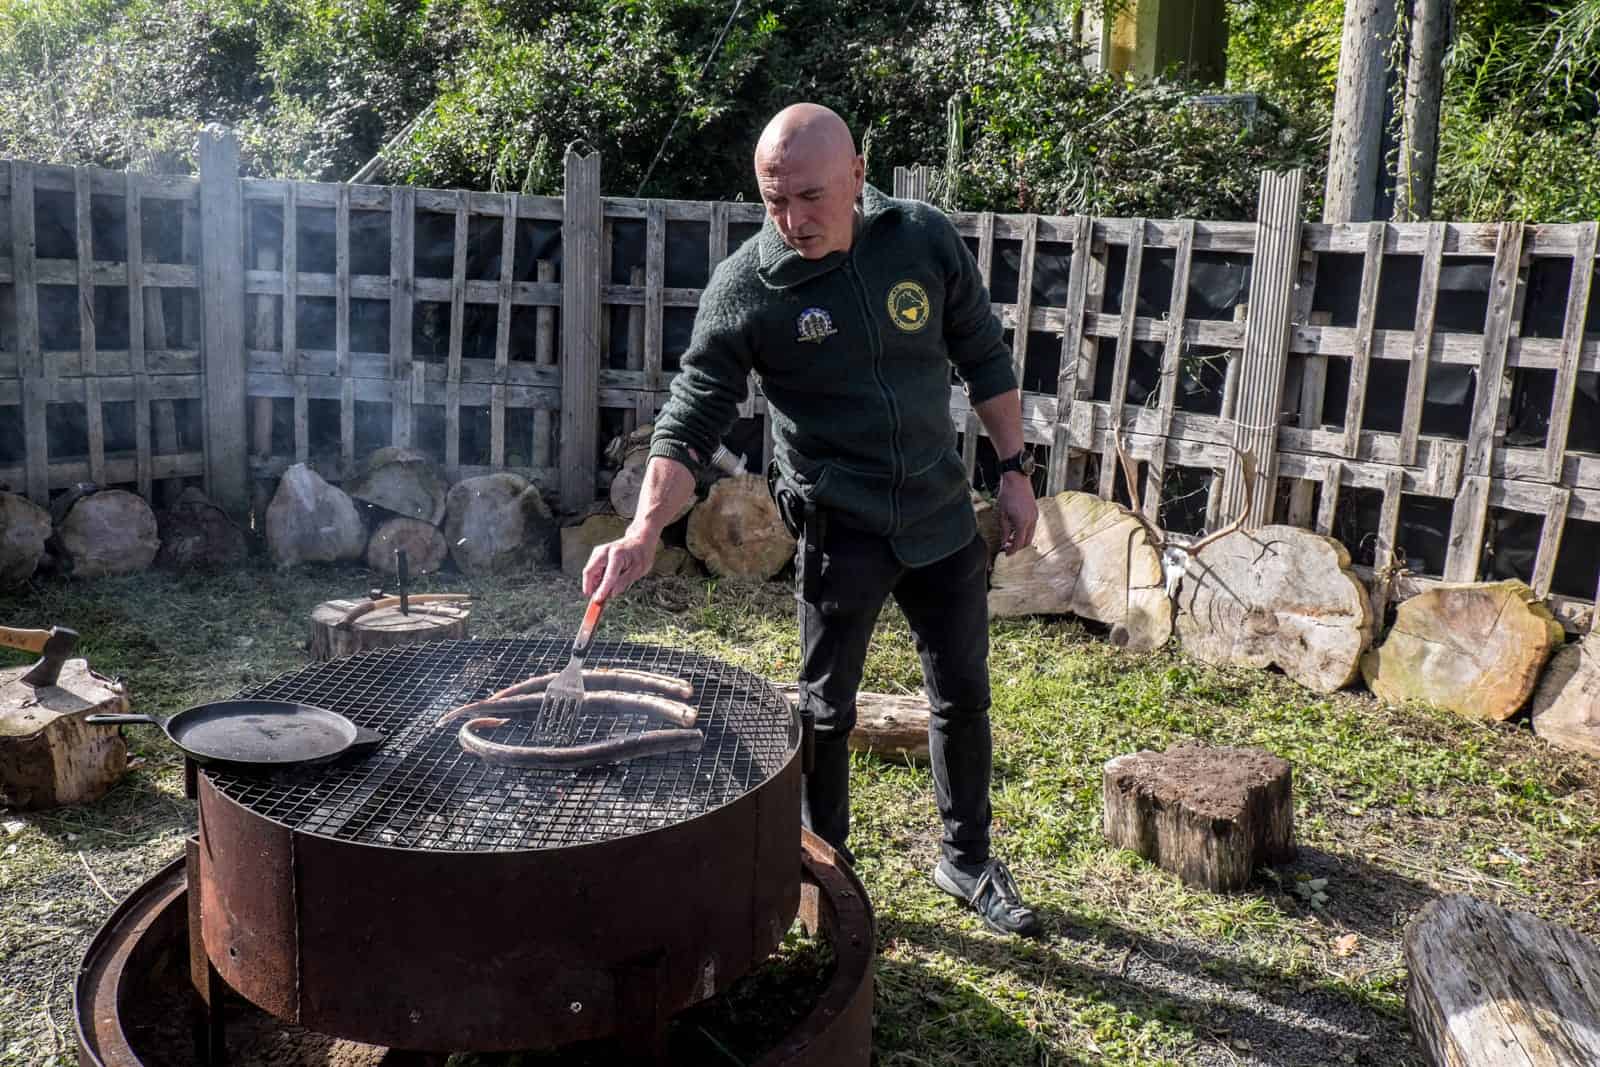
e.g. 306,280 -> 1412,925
1,136 -> 1596,629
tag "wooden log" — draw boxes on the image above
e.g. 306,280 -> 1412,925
366,517 -> 448,576
1175,525 -> 1373,694
309,598 -> 470,662
1361,580 -> 1565,722
155,487 -> 250,571
558,513 -> 691,579
0,658 -> 128,810
444,473 -> 556,576
56,488 -> 161,578
1103,744 -> 1295,893
344,446 -> 450,525
685,474 -> 794,580
1405,894 -> 1600,1067
265,463 -> 367,567
1530,631 -> 1600,760
972,492 -> 1002,566
776,682 -> 930,763
0,491 -> 51,586
988,490 -> 1172,653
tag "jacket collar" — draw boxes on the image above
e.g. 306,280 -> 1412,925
756,183 -> 901,290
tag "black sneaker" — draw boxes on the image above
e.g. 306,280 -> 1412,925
932,858 -> 1043,938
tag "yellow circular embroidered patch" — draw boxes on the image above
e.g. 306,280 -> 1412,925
886,281 -> 931,333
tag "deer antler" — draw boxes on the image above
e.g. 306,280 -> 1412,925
1111,427 -> 1256,559
1183,447 -> 1256,556
1111,426 -> 1169,551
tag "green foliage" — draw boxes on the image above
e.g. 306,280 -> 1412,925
1224,0 -> 1344,124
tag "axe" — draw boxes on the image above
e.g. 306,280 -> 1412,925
0,625 -> 80,687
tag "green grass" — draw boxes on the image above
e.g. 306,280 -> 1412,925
3,560 -> 1598,1066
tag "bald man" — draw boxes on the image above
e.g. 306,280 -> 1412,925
585,104 -> 1041,938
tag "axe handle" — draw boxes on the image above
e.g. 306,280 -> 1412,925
336,594 -> 471,629
0,626 -> 52,654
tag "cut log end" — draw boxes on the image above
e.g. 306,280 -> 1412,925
1,659 -> 129,810
1103,744 -> 1295,893
685,474 -> 793,580
309,598 -> 471,661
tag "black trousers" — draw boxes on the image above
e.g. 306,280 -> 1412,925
795,522 -> 993,868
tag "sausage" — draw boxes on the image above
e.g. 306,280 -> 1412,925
459,717 -> 706,769
437,690 -> 699,729
438,668 -> 695,725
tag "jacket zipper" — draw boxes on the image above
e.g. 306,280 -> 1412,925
845,258 -> 902,534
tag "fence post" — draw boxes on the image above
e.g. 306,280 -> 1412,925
561,149 -> 602,513
1224,169 -> 1304,528
198,128 -> 248,516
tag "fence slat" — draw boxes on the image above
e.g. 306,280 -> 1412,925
533,259 -> 556,468
1532,485 -> 1571,598
1398,222 -> 1445,467
1315,459 -> 1342,536
1341,221 -> 1386,457
1543,222 -> 1598,481
561,150 -> 603,511
1463,221 -> 1526,478
1107,218 -> 1146,436
1009,214 -> 1038,385
126,173 -> 152,499
1154,218 -> 1194,437
1048,214 -> 1094,493
645,200 -> 665,407
336,183 -> 353,473
74,165 -> 106,484
1285,227 -> 1325,526
12,163 -> 47,503
445,190 -> 467,478
1225,171 -> 1304,528
491,193 -> 517,469
1443,473 -> 1492,581
198,132 -> 248,511
389,186 -> 415,447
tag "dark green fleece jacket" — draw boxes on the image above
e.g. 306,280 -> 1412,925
650,184 -> 1017,567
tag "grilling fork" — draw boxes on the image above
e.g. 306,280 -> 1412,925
540,593 -> 607,738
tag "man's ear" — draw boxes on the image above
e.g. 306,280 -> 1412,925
852,154 -> 865,195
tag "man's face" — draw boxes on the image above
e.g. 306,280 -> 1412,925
755,148 -> 864,260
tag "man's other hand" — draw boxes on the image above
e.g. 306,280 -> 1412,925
582,530 -> 661,600
996,472 -> 1038,555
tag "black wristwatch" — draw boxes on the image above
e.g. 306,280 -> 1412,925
997,449 -> 1034,478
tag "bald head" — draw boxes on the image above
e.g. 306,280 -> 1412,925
754,103 -> 864,259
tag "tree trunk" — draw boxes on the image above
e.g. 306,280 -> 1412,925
1361,580 -> 1564,721
1176,525 -> 1373,693
1406,894 -> 1600,1066
0,658 -> 128,810
1530,631 -> 1600,760
1394,0 -> 1451,221
0,491 -> 51,586
309,598 -> 471,661
1326,0 -> 1399,223
1103,744 -> 1295,893
56,489 -> 161,578
776,683 -> 930,762
367,517 -> 449,576
686,474 -> 793,580
988,490 -> 1172,652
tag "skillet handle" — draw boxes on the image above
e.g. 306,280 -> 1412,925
85,713 -> 160,727
347,726 -> 385,756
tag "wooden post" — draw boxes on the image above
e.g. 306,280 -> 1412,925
1393,0 -> 1450,221
11,162 -> 47,505
74,166 -> 105,486
492,193 -> 517,470
199,129 -> 248,517
390,186 -> 416,448
1325,0 -> 1398,224
1340,221 -> 1386,458
1544,223 -> 1597,482
1048,214 -> 1095,494
445,190 -> 467,479
1225,171 -> 1304,528
534,259 -> 556,468
1398,221 -> 1446,465
335,183 -> 354,476
126,174 -> 153,500
560,149 -> 602,513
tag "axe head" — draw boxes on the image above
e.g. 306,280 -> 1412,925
21,627 -> 78,687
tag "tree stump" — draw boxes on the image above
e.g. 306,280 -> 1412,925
686,474 -> 794,580
776,683 -> 931,762
1103,744 -> 1295,892
156,487 -> 249,570
56,488 -> 161,577
266,463 -> 367,567
345,447 -> 449,526
444,473 -> 555,576
366,517 -> 448,576
1361,580 -> 1565,721
1176,525 -> 1373,693
1,658 -> 128,810
989,490 -> 1172,652
1406,894 -> 1600,1067
309,598 -> 471,661
1530,631 -> 1600,759
0,491 -> 51,586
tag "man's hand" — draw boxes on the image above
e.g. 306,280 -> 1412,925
582,528 -> 661,600
996,471 -> 1037,555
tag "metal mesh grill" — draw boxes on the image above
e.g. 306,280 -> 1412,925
206,639 -> 797,852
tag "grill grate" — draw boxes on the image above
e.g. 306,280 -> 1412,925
207,639 -> 797,852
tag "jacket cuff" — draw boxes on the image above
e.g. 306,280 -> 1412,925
647,438 -> 701,472
961,356 -> 1019,406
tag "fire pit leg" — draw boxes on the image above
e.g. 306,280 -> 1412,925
186,835 -> 228,1066
614,949 -> 670,1064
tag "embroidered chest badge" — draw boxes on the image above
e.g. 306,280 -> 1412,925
887,281 -> 931,333
795,307 -> 838,344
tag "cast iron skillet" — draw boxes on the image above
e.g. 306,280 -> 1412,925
86,700 -> 384,771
